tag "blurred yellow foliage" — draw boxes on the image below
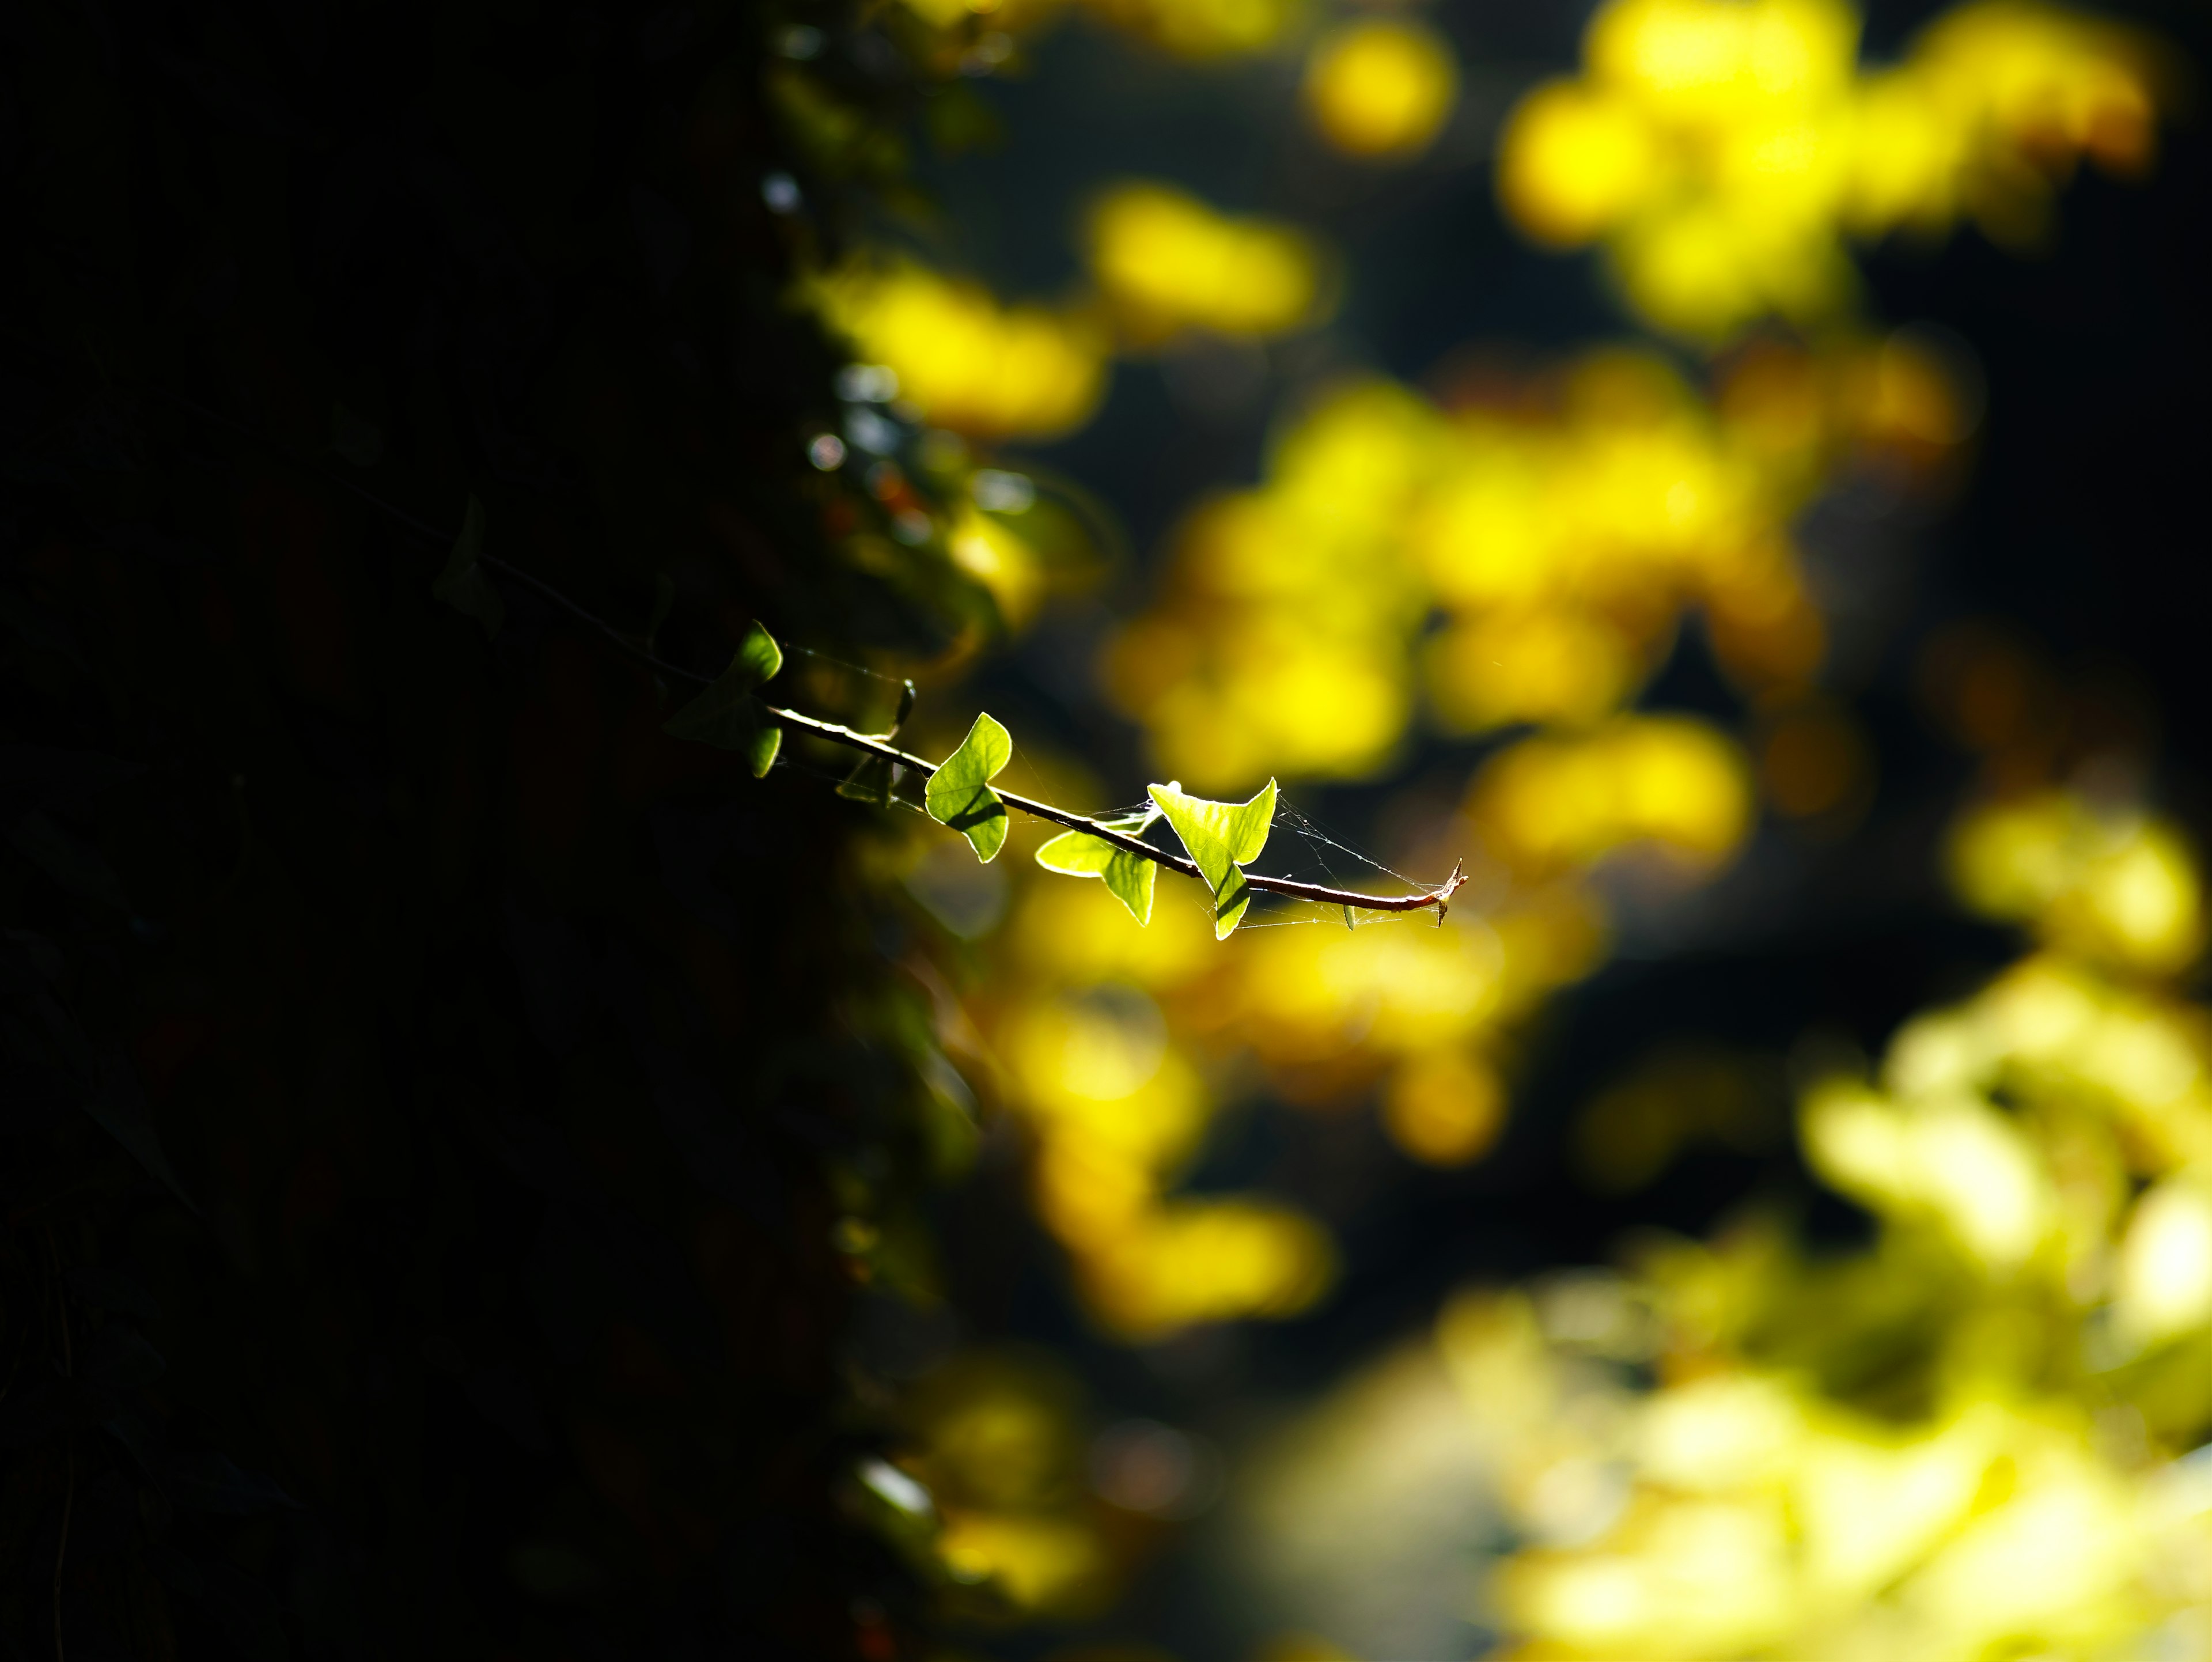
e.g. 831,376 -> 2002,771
813,259 -> 1108,440
972,333 -> 1982,1323
1086,183 -> 1329,344
1302,18 -> 1460,160
963,720 -> 1734,1332
897,1351 -> 1130,1618
1950,791 -> 2203,974
1078,0 -> 1300,56
982,881 -> 1347,1337
1109,334 -> 1963,796
1497,0 -> 2165,338
1388,792 -> 2212,1660
1468,717 -> 1753,875
895,0 -> 1297,58
1383,1047 -> 1506,1167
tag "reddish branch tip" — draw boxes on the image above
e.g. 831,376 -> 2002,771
1433,857 -> 1468,926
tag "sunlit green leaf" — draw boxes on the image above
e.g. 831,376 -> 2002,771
925,713 -> 1013,862
1035,807 -> 1161,925
1147,777 -> 1278,938
663,622 -> 785,777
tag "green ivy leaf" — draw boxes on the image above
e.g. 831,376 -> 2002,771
664,622 -> 785,777
924,713 -> 1012,862
1147,777 -> 1278,938
431,495 -> 504,639
1035,806 -> 1161,925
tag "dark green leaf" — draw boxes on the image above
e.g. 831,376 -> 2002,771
431,495 -> 503,638
838,754 -> 896,807
663,622 -> 786,777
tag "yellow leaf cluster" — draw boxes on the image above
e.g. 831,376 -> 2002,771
984,885 -> 1340,1337
1497,0 -> 2164,338
1334,796 -> 2212,1661
1302,18 -> 1461,161
1086,182 -> 1330,345
812,258 -> 1109,441
1071,0 -> 1300,58
896,0 -> 1300,58
965,708 -> 1773,1335
1107,334 -> 1965,795
894,1351 -> 1126,1617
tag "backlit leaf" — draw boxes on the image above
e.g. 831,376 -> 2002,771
1035,806 -> 1161,925
925,712 -> 1013,862
664,622 -> 785,777
1147,777 -> 1278,938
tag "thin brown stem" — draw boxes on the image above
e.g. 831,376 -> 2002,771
762,706 -> 1467,918
154,388 -> 1468,921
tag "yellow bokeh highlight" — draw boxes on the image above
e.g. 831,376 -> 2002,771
1225,786 -> 2212,1659
1383,1048 -> 1506,1167
1495,0 -> 2166,338
1302,18 -> 1460,160
1469,717 -> 1755,876
892,0 -> 1297,59
813,259 -> 1108,440
1950,792 -> 2203,975
978,891 -> 1352,1335
1085,1198 -> 1336,1335
1080,0 -> 1300,58
898,1351 -> 1131,1618
948,505 -> 1049,629
1016,334 -> 1975,1332
2118,1176 -> 2212,1346
1086,182 -> 1328,344
898,0 -> 1003,28
1229,788 -> 2212,1661
970,783 -> 1609,1334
